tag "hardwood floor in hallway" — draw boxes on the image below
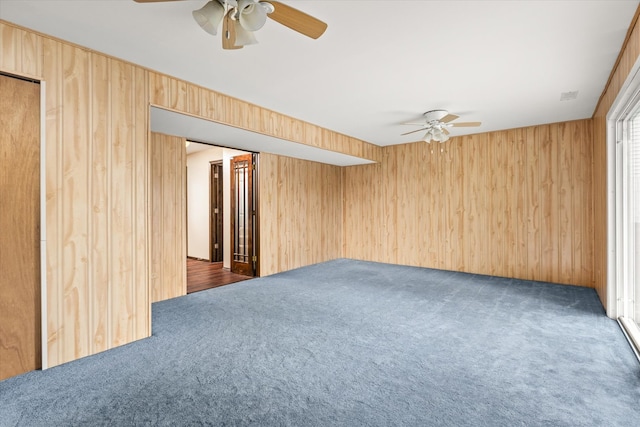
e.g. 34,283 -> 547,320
187,258 -> 253,294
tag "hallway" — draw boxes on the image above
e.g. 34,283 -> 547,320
187,258 -> 252,294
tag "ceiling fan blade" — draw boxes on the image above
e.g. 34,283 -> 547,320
266,1 -> 327,39
401,128 -> 429,136
450,122 -> 482,127
222,13 -> 243,50
443,128 -> 450,135
440,114 -> 459,123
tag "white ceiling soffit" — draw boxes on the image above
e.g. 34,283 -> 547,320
1,1 -> 638,146
150,107 -> 374,167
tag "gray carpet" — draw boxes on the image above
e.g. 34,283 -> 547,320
1,259 -> 639,426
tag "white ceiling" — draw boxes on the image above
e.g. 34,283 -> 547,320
1,0 -> 638,150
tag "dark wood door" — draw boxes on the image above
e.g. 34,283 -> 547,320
0,74 -> 41,380
230,154 -> 255,276
209,162 -> 223,263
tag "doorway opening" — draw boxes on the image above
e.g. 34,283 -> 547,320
186,142 -> 257,293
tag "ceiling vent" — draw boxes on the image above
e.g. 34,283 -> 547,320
560,91 -> 579,101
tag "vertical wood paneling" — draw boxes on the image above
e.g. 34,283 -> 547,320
258,154 -> 278,276
342,160 -> 384,263
558,122 -> 574,284
0,23 -> 43,78
133,65 -> 150,338
150,133 -> 187,302
382,148 -> 398,265
577,122 -> 593,287
488,131 -> 505,277
445,139 -> 464,271
514,128 -> 528,278
258,153 -> 343,276
592,6 -> 640,306
150,132 -> 163,302
42,36 -> 64,366
35,31 -> 151,367
396,144 -> 418,266
526,126 -> 542,281
463,134 -> 483,274
148,71 -> 170,107
427,144 -> 444,269
592,115 -> 607,300
504,130 -> 519,278
344,120 -> 594,288
170,77 -> 187,112
111,59 -> 136,346
61,42 -> 91,359
200,87 -> 217,118
539,124 -> 559,283
186,83 -> 200,116
90,52 -> 110,354
414,143 -> 429,267
143,68 -> 381,163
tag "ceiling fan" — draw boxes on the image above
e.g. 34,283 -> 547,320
401,110 -> 481,143
134,0 -> 327,49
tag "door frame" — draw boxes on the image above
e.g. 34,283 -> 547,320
253,153 -> 261,277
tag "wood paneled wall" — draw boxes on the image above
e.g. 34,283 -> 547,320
150,132 -> 187,302
1,22 -> 151,367
259,153 -> 343,276
0,20 -> 371,368
147,71 -> 382,163
47,47 -> 150,366
344,120 -> 594,287
0,23 -> 42,79
592,7 -> 640,308
1,13 -> 623,368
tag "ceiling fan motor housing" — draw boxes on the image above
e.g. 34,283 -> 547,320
423,109 -> 449,123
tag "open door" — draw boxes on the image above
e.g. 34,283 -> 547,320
230,154 -> 256,276
209,161 -> 224,263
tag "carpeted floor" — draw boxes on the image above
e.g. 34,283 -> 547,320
1,259 -> 639,426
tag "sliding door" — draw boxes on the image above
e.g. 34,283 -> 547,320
617,104 -> 640,350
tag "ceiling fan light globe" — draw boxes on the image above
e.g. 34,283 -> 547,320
423,130 -> 433,143
234,21 -> 259,46
192,0 -> 225,36
238,0 -> 268,31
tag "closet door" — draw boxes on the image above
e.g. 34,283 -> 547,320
0,74 -> 41,381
